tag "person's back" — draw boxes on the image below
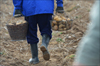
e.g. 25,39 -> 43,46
13,0 -> 63,16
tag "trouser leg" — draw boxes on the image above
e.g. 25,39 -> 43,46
25,16 -> 39,64
37,14 -> 52,60
25,15 -> 39,44
37,14 -> 52,39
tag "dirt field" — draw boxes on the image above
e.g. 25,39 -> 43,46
0,0 -> 94,66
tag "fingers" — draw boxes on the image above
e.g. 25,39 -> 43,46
56,7 -> 64,13
56,10 -> 64,13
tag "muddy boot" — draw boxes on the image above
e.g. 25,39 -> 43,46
29,44 -> 39,64
40,34 -> 50,60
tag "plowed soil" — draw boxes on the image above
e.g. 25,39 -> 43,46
0,0 -> 94,66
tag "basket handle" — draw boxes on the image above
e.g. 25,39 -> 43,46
6,16 -> 14,25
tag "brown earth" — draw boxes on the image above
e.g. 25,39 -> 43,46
0,0 -> 95,66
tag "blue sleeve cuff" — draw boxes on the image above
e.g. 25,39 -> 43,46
15,7 -> 21,10
57,3 -> 63,7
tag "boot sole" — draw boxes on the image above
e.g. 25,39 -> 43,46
40,46 -> 50,60
30,61 -> 39,64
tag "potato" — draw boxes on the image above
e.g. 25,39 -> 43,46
62,21 -> 66,24
60,16 -> 67,20
51,23 -> 54,27
64,28 -> 67,30
59,24 -> 65,29
16,22 -> 22,25
58,21 -> 66,25
59,22 -> 62,24
62,20 -> 66,22
53,25 -> 58,30
59,24 -> 63,28
52,21 -> 57,25
56,18 -> 62,21
54,15 -> 59,20
62,25 -> 66,28
54,15 -> 62,21
67,18 -> 71,21
59,28 -> 63,31
22,21 -> 26,23
8,23 -> 14,25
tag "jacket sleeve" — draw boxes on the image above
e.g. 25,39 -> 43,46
13,0 -> 23,10
56,0 -> 63,7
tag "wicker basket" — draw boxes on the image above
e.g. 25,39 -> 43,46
6,22 -> 28,41
51,12 -> 73,31
51,19 -> 73,31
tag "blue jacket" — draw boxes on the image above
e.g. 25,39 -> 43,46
13,0 -> 63,16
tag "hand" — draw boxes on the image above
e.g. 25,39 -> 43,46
14,9 -> 23,18
56,7 -> 64,13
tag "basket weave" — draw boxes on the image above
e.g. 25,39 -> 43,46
6,22 -> 28,41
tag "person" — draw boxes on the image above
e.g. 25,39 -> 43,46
73,0 -> 100,66
13,0 -> 64,64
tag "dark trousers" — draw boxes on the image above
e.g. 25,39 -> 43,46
25,14 -> 52,44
